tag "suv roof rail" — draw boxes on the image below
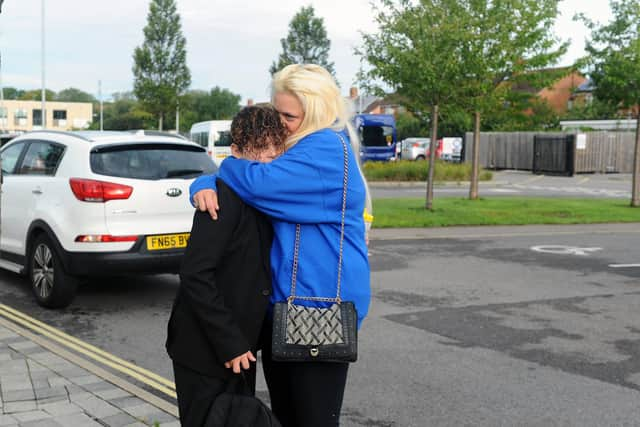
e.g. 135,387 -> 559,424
23,130 -> 93,142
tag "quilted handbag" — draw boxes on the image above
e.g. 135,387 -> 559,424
272,134 -> 358,363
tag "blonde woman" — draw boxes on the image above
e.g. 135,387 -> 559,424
190,64 -> 371,427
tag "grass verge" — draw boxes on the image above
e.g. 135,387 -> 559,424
363,160 -> 493,182
372,197 -> 640,228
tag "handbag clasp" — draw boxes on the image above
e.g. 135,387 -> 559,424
310,347 -> 319,357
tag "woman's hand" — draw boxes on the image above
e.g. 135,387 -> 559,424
193,189 -> 219,220
224,351 -> 257,373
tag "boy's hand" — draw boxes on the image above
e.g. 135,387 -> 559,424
224,351 -> 256,373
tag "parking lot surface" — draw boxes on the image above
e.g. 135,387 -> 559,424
1,223 -> 640,426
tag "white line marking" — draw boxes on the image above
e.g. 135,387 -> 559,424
609,264 -> 640,268
531,245 -> 602,256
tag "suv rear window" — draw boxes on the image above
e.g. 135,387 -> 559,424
90,143 -> 218,180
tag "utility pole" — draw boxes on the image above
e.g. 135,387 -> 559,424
41,0 -> 46,129
175,103 -> 180,134
98,80 -> 103,131
0,52 -> 4,134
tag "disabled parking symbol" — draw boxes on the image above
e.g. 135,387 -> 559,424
530,245 -> 602,256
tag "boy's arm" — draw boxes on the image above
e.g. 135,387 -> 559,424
179,189 -> 251,364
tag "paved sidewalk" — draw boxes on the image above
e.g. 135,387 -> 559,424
0,320 -> 179,427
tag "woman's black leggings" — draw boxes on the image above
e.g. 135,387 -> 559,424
260,322 -> 350,427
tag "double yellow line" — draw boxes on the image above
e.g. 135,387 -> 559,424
0,303 -> 176,399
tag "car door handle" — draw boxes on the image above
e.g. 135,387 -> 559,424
32,187 -> 43,195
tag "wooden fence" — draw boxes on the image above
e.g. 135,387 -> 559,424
463,131 -> 637,173
574,132 -> 636,173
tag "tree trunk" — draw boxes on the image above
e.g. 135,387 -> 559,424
426,104 -> 439,211
469,111 -> 481,200
158,114 -> 163,131
632,112 -> 640,207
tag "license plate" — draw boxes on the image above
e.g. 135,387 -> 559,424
146,233 -> 190,251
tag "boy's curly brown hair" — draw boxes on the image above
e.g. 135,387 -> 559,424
231,105 -> 287,156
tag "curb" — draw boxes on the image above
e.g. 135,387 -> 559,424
368,180 -> 507,188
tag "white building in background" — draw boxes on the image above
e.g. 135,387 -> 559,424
0,99 -> 92,133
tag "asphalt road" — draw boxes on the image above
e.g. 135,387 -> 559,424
2,222 -> 640,426
371,170 -> 634,199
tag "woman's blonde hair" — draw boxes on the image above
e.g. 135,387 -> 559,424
271,64 -> 348,147
271,63 -> 372,216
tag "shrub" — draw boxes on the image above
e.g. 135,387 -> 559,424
363,160 -> 492,182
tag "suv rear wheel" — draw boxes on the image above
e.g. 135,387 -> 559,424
29,234 -> 78,309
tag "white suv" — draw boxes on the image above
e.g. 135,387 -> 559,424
0,130 -> 216,308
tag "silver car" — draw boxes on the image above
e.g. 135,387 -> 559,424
400,137 -> 430,160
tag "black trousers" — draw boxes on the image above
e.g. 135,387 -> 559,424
173,362 -> 257,427
260,321 -> 350,427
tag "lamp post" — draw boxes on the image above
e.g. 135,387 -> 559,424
1,1 -> 4,103
1,2 -> 5,133
98,80 -> 103,131
41,0 -> 46,129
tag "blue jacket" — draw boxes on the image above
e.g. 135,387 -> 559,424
189,128 -> 371,327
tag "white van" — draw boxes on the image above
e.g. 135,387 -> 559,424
189,120 -> 233,166
440,137 -> 463,162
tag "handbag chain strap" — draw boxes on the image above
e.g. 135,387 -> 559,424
289,133 -> 349,304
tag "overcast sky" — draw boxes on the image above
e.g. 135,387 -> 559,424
0,0 -> 612,103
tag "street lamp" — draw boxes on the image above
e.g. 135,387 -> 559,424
41,0 -> 46,129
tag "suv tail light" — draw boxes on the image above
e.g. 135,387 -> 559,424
69,178 -> 133,202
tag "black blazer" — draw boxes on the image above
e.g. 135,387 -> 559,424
166,180 -> 273,377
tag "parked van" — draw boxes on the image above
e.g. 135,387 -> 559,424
400,137 -> 442,161
189,120 -> 232,166
353,114 -> 397,162
440,137 -> 463,162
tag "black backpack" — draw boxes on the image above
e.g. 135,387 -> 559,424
205,375 -> 282,427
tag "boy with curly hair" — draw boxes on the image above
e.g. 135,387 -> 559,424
167,105 -> 286,426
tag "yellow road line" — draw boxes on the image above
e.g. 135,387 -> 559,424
0,304 -> 176,398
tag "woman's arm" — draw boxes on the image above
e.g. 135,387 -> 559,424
218,132 -> 347,223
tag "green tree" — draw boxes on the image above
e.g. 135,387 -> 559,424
395,112 -> 427,142
88,92 -> 155,131
205,87 -> 242,120
359,0 -> 567,205
450,0 -> 567,199
55,87 -> 96,103
133,0 -> 191,131
270,6 -> 334,76
578,0 -> 640,206
1,87 -> 25,100
359,0 -> 473,210
563,97 -> 621,121
179,87 -> 242,131
19,89 -> 56,101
